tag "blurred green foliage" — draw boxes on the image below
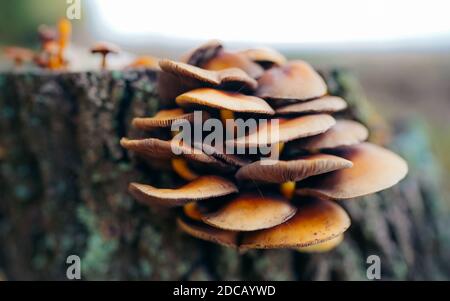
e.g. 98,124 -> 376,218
0,0 -> 66,47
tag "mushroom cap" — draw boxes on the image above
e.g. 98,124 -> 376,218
295,233 -> 344,253
120,137 -> 231,170
276,95 -> 347,115
297,142 -> 408,199
298,120 -> 369,151
202,193 -> 297,231
127,56 -> 160,69
181,40 -> 223,66
177,216 -> 238,248
195,142 -> 250,167
256,60 -> 327,104
129,175 -> 238,207
201,50 -> 264,79
240,197 -> 350,249
38,25 -> 57,42
4,47 -> 35,61
159,59 -> 257,90
238,47 -> 287,67
235,154 -> 353,183
176,88 -> 275,115
233,114 -> 336,148
90,42 -> 120,54
132,108 -> 210,129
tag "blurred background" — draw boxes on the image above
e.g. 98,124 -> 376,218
1,0 -> 449,202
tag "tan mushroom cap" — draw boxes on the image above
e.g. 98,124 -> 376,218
196,143 -> 250,167
298,120 -> 369,151
276,96 -> 347,115
120,137 -> 229,169
202,193 -> 297,231
238,47 -> 287,66
296,233 -> 344,253
129,175 -> 238,207
233,114 -> 335,148
181,40 -> 223,66
90,41 -> 120,54
176,88 -> 275,115
256,60 -> 327,104
241,197 -> 350,249
159,59 -> 257,90
132,109 -> 210,130
201,50 -> 264,79
127,56 -> 160,69
235,154 -> 353,183
297,142 -> 408,199
177,217 -> 238,248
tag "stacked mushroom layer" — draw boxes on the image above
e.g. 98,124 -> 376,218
121,41 -> 408,252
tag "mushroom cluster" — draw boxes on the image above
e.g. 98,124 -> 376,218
122,41 -> 408,252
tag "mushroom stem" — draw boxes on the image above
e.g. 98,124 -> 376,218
101,54 -> 108,70
280,181 -> 296,199
183,203 -> 203,221
171,158 -> 199,181
220,109 -> 235,137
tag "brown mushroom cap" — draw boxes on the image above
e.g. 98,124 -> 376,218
159,59 -> 257,90
297,142 -> 408,199
276,95 -> 347,115
256,60 -> 327,105
202,193 -> 297,231
120,137 -> 231,170
38,25 -> 57,43
129,175 -> 238,207
176,88 -> 275,115
233,114 -> 335,148
298,120 -> 369,151
181,40 -> 224,66
90,42 -> 120,54
132,108 -> 210,130
238,47 -> 287,67
177,216 -> 238,248
127,56 -> 160,69
296,233 -> 344,253
235,154 -> 352,183
241,197 -> 350,249
195,143 -> 250,167
201,50 -> 264,79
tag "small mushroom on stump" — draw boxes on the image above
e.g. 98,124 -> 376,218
90,42 -> 120,70
3,47 -> 35,69
121,41 -> 408,253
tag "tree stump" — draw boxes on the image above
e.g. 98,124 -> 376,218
0,69 -> 449,280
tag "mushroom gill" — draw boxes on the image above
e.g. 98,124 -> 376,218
121,41 -> 408,253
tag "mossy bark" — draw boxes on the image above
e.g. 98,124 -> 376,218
0,69 -> 449,280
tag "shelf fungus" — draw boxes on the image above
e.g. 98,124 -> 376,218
121,41 -> 408,253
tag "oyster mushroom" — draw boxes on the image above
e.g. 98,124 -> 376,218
297,142 -> 408,199
233,114 -> 336,148
90,42 -> 120,70
201,50 -> 264,79
256,60 -> 327,106
276,95 -> 348,115
201,193 -> 297,231
235,154 -> 353,183
176,88 -> 274,115
240,197 -> 350,249
129,175 -> 238,207
298,119 -> 369,151
238,47 -> 287,68
159,59 -> 257,90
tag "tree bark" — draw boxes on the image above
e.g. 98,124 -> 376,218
0,69 -> 449,280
